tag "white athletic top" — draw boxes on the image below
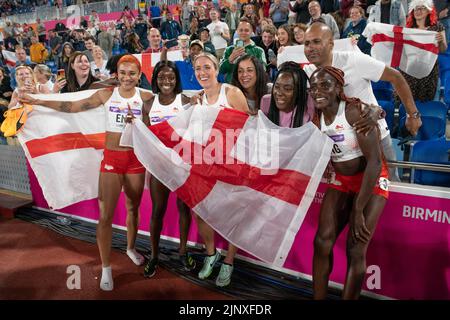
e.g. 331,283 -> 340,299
105,87 -> 143,133
320,101 -> 364,163
201,84 -> 232,109
149,94 -> 183,125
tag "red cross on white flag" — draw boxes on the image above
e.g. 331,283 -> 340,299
121,106 -> 333,266
363,22 -> 439,78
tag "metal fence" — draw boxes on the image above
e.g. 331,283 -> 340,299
0,145 -> 31,195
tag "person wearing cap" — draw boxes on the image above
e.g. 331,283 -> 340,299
393,0 -> 447,103
199,27 -> 217,56
163,39 -> 204,90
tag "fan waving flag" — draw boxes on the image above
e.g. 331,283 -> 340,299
363,22 -> 439,78
120,106 -> 333,266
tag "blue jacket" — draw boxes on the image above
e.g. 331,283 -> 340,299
160,20 -> 182,40
342,19 -> 372,55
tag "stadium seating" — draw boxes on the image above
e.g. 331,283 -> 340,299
409,140 -> 450,187
398,101 -> 447,140
378,100 -> 395,133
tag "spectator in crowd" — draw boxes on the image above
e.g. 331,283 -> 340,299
319,0 -> 340,14
276,24 -> 294,53
255,17 -> 274,36
48,29 -> 62,60
90,9 -> 101,26
368,0 -> 406,26
199,27 -> 217,56
291,0 -> 312,24
341,6 -> 371,55
219,18 -> 267,83
198,5 -> 212,28
124,33 -> 144,54
58,42 -> 74,72
270,0 -> 290,28
91,45 -> 110,80
97,24 -> 114,59
436,0 -> 450,44
144,28 -> 163,53
394,0 -> 447,103
8,65 -> 38,109
83,36 -> 107,62
70,29 -> 87,52
242,3 -> 260,31
307,1 -> 340,39
134,14 -> 151,49
86,20 -> 99,38
225,2 -> 241,40
33,64 -> 58,93
10,46 -> 30,89
180,0 -> 193,33
340,0 -> 368,18
207,7 -> 230,60
61,52 -> 99,93
172,39 -> 204,90
29,36 -> 48,64
149,0 -> 162,28
256,25 -> 278,81
160,11 -> 182,40
187,16 -> 200,41
36,18 -> 47,44
118,5 -> 135,24
0,67 -> 13,103
292,22 -> 308,44
231,54 -> 270,112
80,17 -> 89,30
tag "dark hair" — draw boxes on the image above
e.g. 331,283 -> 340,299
66,51 -> 98,92
268,61 -> 309,128
231,54 -> 268,111
277,24 -> 294,48
106,53 -> 127,74
151,60 -> 182,94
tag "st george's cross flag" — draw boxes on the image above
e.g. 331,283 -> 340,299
363,22 -> 439,78
16,90 -> 106,209
133,50 -> 184,84
120,105 -> 333,266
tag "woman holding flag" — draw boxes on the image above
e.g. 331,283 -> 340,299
19,55 -> 154,291
142,59 -> 197,278
191,52 -> 250,288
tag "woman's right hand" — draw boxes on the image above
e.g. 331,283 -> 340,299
53,79 -> 67,93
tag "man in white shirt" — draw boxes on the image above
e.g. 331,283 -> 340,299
303,23 -> 422,180
207,7 -> 230,61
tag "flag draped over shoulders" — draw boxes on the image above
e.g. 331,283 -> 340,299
120,106 -> 333,266
363,22 -> 439,79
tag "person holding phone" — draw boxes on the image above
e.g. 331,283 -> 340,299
219,18 -> 267,83
90,45 -> 110,80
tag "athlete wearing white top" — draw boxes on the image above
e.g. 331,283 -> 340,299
149,93 -> 183,125
304,51 -> 389,139
320,100 -> 363,162
200,83 -> 232,109
105,87 -> 143,133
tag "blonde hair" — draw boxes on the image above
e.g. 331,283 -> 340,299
33,64 -> 52,80
15,65 -> 35,88
193,52 -> 219,70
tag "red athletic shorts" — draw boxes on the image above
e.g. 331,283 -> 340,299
329,162 -> 389,199
100,149 -> 145,174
